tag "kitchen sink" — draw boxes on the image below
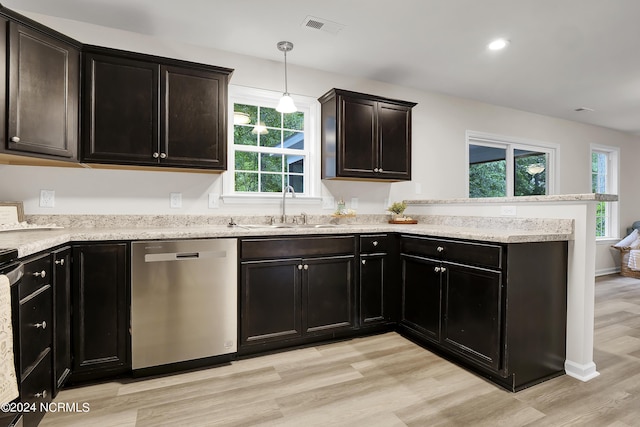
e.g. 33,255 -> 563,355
231,223 -> 342,230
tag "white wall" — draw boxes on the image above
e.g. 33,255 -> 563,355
2,11 -> 639,269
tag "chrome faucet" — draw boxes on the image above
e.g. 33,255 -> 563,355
282,185 -> 296,223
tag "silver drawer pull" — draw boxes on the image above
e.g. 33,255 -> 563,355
373,168 -> 379,172
372,241 -> 378,246
10,136 -> 21,143
33,270 -> 46,278
303,264 -> 309,270
153,152 -> 160,158
35,321 -> 47,329
434,267 -> 441,273
437,246 -> 444,253
35,390 -> 47,399
362,260 -> 366,265
55,259 -> 65,266
441,267 -> 447,273
298,265 -> 303,270
160,153 -> 167,159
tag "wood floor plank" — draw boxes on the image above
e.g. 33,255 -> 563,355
40,274 -> 640,426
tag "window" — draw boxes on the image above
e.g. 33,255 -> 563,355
225,86 -> 318,197
467,131 -> 557,198
591,145 -> 619,238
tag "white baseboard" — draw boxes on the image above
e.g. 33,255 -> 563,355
565,360 -> 600,382
595,267 -> 621,277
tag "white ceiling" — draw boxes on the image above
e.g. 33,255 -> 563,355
6,0 -> 640,135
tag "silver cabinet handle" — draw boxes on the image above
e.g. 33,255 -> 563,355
440,267 -> 447,273
35,390 -> 47,399
298,265 -> 303,270
378,168 -> 383,172
362,259 -> 366,265
153,152 -> 160,158
160,153 -> 167,159
10,136 -> 20,143
434,266 -> 441,273
372,241 -> 378,246
437,246 -> 444,253
33,270 -> 46,278
303,264 -> 309,270
35,321 -> 47,329
373,168 -> 379,172
55,259 -> 65,266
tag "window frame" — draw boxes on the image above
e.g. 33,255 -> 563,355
466,131 -> 559,198
591,144 -> 619,240
223,85 -> 321,202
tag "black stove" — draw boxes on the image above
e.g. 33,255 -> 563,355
0,248 -> 18,268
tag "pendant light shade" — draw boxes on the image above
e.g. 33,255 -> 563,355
276,41 -> 297,113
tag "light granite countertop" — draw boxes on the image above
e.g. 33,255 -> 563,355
0,215 -> 574,259
405,193 -> 618,205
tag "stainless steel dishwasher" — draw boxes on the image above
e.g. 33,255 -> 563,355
131,239 -> 237,370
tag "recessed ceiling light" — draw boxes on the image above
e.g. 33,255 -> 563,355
487,38 -> 510,51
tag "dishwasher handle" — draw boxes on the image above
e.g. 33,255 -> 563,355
144,250 -> 228,263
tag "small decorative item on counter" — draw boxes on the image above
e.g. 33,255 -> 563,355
387,201 -> 417,224
337,198 -> 346,214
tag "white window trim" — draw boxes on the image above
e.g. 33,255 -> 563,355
465,130 -> 560,197
222,85 -> 321,204
590,143 -> 619,240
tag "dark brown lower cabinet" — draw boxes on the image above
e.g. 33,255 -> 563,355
401,254 -> 441,342
51,246 -> 72,395
71,243 -> 130,382
399,235 -> 568,391
239,236 -> 356,353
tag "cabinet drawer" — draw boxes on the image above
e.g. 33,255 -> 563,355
360,234 -> 391,253
20,254 -> 51,300
402,236 -> 502,269
19,286 -> 52,375
20,350 -> 52,426
241,235 -> 355,260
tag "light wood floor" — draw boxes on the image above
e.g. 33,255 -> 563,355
41,274 -> 640,427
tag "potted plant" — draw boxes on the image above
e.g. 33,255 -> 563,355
387,201 -> 407,220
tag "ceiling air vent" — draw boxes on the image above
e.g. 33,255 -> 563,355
301,16 -> 345,35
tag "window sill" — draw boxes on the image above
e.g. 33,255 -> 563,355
221,194 -> 322,205
596,237 -> 620,245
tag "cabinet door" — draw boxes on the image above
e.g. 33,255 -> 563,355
304,255 -> 354,334
82,53 -> 159,165
360,253 -> 386,325
7,22 -> 78,159
378,102 -> 411,180
442,263 -> 502,371
339,96 -> 377,177
71,243 -> 130,380
400,254 -> 441,342
160,65 -> 228,169
240,259 -> 302,345
51,247 -> 71,394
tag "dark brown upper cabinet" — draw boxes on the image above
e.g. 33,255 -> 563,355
0,11 -> 80,161
82,46 -> 233,171
319,88 -> 416,181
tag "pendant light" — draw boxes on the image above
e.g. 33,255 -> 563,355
276,41 -> 297,113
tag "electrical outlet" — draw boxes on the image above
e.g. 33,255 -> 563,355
500,205 -> 517,216
170,192 -> 182,208
208,193 -> 220,209
322,196 -> 335,210
350,197 -> 359,209
39,190 -> 55,208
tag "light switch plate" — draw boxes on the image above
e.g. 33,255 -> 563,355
208,193 -> 220,209
322,196 -> 335,210
170,192 -> 182,208
39,190 -> 55,208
